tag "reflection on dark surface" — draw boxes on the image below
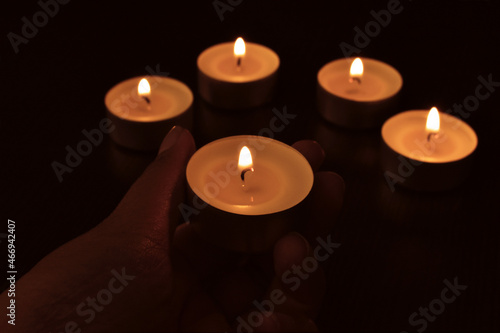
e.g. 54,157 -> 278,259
194,99 -> 282,146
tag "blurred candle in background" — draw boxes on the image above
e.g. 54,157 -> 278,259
198,38 -> 280,109
317,57 -> 402,128
105,76 -> 193,151
381,107 -> 478,191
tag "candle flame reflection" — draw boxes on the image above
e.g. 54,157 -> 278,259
238,146 -> 253,169
426,107 -> 440,133
138,78 -> 151,97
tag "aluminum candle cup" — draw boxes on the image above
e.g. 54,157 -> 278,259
381,109 -> 478,191
185,136 -> 314,253
197,38 -> 280,109
105,76 -> 193,151
317,57 -> 402,129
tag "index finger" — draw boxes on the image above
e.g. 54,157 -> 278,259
301,171 -> 345,246
292,140 -> 345,245
292,140 -> 325,172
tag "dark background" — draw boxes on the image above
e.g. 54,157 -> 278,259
2,0 -> 499,332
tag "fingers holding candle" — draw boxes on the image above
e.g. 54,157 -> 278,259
291,140 -> 325,172
179,289 -> 232,332
227,233 -> 324,332
172,222 -> 244,281
175,137 -> 343,330
108,126 -> 195,241
186,136 -> 314,253
240,172 -> 344,305
269,141 -> 341,319
271,233 -> 326,321
291,139 -> 345,244
301,172 -> 345,246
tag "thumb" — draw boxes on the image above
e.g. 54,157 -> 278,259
107,126 -> 196,237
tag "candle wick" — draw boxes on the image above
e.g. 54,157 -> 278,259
349,77 -> 361,84
240,167 -> 254,182
236,57 -> 242,71
142,96 -> 151,104
427,132 -> 439,142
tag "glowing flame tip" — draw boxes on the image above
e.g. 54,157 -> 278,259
234,37 -> 246,57
238,146 -> 253,168
350,57 -> 364,77
426,107 -> 440,132
138,78 -> 151,96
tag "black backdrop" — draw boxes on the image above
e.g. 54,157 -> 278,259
2,0 -> 500,332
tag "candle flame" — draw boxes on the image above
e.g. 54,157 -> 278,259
138,78 -> 151,97
350,57 -> 364,78
238,146 -> 253,169
234,37 -> 246,57
426,107 -> 440,133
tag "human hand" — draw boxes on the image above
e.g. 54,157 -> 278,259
0,126 -> 344,332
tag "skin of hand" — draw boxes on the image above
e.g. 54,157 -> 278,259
0,126 -> 344,333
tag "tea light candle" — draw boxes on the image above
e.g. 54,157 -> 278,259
381,107 -> 478,191
186,135 -> 314,253
197,38 -> 280,109
105,76 -> 193,151
317,57 -> 402,128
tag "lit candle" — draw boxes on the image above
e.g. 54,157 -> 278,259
105,76 -> 193,151
197,38 -> 280,109
186,136 -> 314,252
381,107 -> 478,191
317,57 -> 402,128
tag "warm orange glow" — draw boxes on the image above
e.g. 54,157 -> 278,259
426,107 -> 440,133
234,37 -> 246,57
238,146 -> 253,169
350,57 -> 364,78
138,78 -> 151,97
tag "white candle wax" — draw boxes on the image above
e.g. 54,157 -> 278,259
205,160 -> 281,206
105,76 -> 192,122
187,136 -> 313,215
382,110 -> 477,163
198,41 -> 279,83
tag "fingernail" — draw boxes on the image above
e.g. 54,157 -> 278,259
262,313 -> 281,331
312,140 -> 326,160
158,126 -> 184,155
